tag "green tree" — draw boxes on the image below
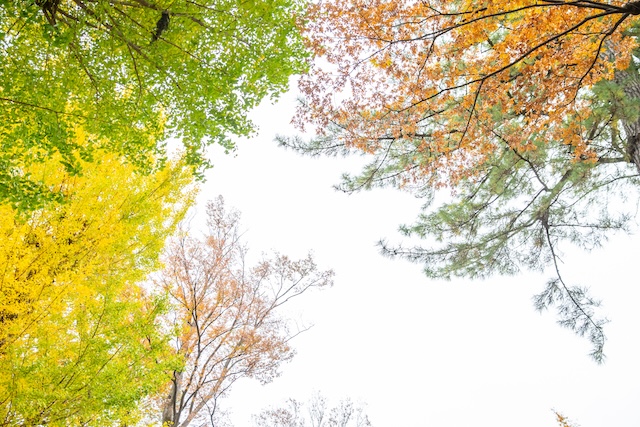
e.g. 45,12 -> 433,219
286,0 -> 640,361
0,131 -> 196,426
0,0 -> 308,211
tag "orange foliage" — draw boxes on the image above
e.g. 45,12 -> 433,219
156,197 -> 334,427
555,411 -> 579,427
298,0 -> 639,186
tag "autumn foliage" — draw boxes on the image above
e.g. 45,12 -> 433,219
298,0 -> 639,184
287,1 -> 640,361
0,142 -> 195,425
156,197 -> 334,427
555,411 -> 579,427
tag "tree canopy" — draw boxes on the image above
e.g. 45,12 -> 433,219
155,197 -> 334,427
286,0 -> 640,361
0,0 -> 309,211
0,130 -> 195,425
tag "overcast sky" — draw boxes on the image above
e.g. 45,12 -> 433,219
194,85 -> 640,427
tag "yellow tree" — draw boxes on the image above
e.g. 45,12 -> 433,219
0,128 -> 196,426
286,1 -> 640,361
156,197 -> 334,427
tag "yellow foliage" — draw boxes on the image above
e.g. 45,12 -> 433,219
0,129 -> 196,425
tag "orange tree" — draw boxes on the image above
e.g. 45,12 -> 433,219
286,0 -> 640,361
155,197 -> 333,427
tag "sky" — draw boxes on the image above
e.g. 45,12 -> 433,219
193,84 -> 640,427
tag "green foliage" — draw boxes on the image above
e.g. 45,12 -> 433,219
0,0 -> 309,211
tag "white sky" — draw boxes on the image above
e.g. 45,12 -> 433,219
195,86 -> 640,427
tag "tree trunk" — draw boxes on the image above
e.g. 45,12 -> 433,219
161,370 -> 183,427
615,63 -> 640,173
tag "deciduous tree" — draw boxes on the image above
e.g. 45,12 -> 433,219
0,0 -> 309,211
287,0 -> 640,361
0,129 -> 195,425
253,393 -> 372,427
156,197 -> 334,427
